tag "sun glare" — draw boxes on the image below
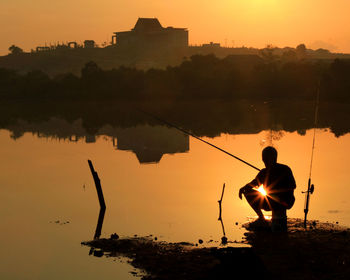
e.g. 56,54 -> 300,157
256,185 -> 267,196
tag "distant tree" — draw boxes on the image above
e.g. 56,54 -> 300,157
260,45 -> 278,62
315,48 -> 331,56
81,61 -> 104,89
296,44 -> 306,52
296,44 -> 307,60
8,45 -> 23,55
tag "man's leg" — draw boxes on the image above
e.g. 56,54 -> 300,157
243,189 -> 270,220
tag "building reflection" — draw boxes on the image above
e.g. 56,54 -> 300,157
114,125 -> 189,163
6,119 -> 189,164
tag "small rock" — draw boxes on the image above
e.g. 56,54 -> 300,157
198,239 -> 203,244
336,221 -> 339,224
154,237 -> 158,241
93,250 -> 104,257
235,222 -> 239,226
221,236 -> 228,245
110,233 -> 119,240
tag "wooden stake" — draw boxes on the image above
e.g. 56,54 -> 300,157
88,160 -> 106,209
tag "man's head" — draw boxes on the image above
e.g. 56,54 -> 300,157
262,146 -> 277,167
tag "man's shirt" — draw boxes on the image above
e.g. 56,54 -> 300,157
248,163 -> 296,208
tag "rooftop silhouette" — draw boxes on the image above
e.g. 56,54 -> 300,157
114,17 -> 188,49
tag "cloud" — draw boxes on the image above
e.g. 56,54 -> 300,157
309,40 -> 338,51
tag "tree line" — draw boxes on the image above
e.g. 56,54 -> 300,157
1,54 -> 350,102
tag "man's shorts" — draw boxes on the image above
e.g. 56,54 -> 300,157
244,188 -> 295,211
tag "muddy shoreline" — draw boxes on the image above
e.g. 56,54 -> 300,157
82,219 -> 350,280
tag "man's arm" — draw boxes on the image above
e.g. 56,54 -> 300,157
239,178 -> 259,200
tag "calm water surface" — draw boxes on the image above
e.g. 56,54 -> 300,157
1,125 -> 350,279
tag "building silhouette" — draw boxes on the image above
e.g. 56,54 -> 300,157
113,18 -> 188,49
84,40 -> 96,48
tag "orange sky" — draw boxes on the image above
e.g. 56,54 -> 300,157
1,0 -> 350,55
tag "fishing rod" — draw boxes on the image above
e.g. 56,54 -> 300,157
303,81 -> 320,228
139,110 -> 261,171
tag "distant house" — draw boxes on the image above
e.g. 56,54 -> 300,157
84,40 -> 95,48
202,42 -> 221,48
113,18 -> 188,49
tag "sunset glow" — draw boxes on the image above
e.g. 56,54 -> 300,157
256,185 -> 267,196
1,0 -> 350,278
1,0 -> 350,54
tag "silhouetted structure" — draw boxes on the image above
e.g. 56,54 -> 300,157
114,18 -> 188,49
84,40 -> 95,48
202,42 -> 221,49
68,42 -> 77,49
36,46 -> 50,52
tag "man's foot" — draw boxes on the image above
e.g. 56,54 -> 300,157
248,218 -> 270,230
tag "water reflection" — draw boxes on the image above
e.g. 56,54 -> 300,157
89,208 -> 106,256
217,184 -> 228,245
2,99 -> 350,166
1,127 -> 350,279
6,118 -> 189,164
93,208 -> 106,240
115,125 -> 189,163
2,99 -> 350,142
1,100 -> 350,279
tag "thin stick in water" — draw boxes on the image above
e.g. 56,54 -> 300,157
218,183 -> 226,221
88,160 -> 106,210
218,183 -> 228,244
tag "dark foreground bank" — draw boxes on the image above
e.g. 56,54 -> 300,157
82,219 -> 350,280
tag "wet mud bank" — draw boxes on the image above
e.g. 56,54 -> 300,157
82,219 -> 350,280
244,218 -> 350,280
82,237 -> 265,280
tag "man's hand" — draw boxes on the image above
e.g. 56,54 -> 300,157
239,185 -> 250,200
239,186 -> 245,200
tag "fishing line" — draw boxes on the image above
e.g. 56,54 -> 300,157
309,81 -> 320,179
139,109 -> 261,171
304,80 -> 320,227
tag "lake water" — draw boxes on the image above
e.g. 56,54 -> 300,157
1,121 -> 350,279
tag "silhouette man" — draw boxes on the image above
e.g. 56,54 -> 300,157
239,146 -> 296,231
